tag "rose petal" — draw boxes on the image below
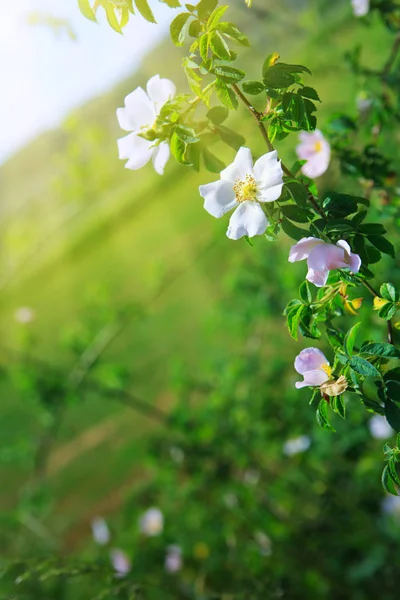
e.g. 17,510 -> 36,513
221,147 -> 253,183
294,347 -> 328,375
227,201 -> 268,240
199,180 -> 237,218
288,237 -> 323,263
152,141 -> 170,175
146,75 -> 176,113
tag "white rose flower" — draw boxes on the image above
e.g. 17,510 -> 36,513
199,147 -> 284,240
117,75 -> 176,175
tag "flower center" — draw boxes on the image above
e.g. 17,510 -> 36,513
314,141 -> 323,153
233,175 -> 258,202
321,363 -> 333,377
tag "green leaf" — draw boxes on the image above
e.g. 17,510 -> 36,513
170,12 -> 191,45
276,62 -> 312,75
105,5 -> 123,33
299,281 -> 312,304
349,356 -> 380,378
174,124 -> 199,144
264,67 -> 295,89
382,464 -> 399,495
316,400 -> 335,432
170,133 -> 188,164
202,148 -> 225,172
197,0 -> 218,20
215,80 -> 238,110
161,0 -> 181,6
361,343 -> 400,359
78,0 -> 97,21
381,282 -> 399,302
368,236 -> 396,258
281,205 -> 311,223
359,223 -> 387,235
217,125 -> 245,149
207,5 -> 229,29
199,34 -> 209,61
332,395 -> 346,419
216,23 -> 250,46
344,322 -> 361,355
298,86 -> 320,101
188,19 -> 202,37
378,301 -> 398,321
323,193 -> 359,217
385,399 -> 400,433
206,106 -> 229,124
281,218 -> 308,241
286,304 -> 305,341
285,181 -> 308,208
134,0 -> 156,22
213,65 -> 245,83
241,80 -> 265,95
209,31 -> 231,60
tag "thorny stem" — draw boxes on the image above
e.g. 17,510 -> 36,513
231,83 -> 328,221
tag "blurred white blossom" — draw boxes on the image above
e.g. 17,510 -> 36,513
283,435 -> 311,456
170,446 -> 184,464
139,507 -> 164,536
165,545 -> 182,573
381,495 -> 400,516
91,517 -> 110,545
14,307 -> 35,324
223,492 -> 239,509
296,130 -> 331,178
352,0 -> 369,17
110,548 -> 131,577
368,415 -> 393,440
243,469 -> 260,486
254,531 -> 273,556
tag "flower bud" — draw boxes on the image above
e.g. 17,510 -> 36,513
320,375 -> 348,397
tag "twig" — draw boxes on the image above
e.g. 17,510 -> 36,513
231,83 -> 328,221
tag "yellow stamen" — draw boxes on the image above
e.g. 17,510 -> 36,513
321,363 -> 333,378
314,140 -> 323,153
233,174 -> 258,202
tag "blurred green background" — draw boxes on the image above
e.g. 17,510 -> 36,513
1,0 -> 400,598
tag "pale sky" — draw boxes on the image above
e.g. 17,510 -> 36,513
0,0 -> 173,163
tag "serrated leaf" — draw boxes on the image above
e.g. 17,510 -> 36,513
344,322 -> 361,356
197,0 -> 218,20
209,31 -> 231,60
281,218 -> 308,241
170,12 -> 191,45
316,400 -> 335,432
382,464 -> 399,495
174,124 -> 199,144
78,0 -> 97,21
299,281 -> 312,304
381,282 -> 399,302
134,0 -> 156,23
368,236 -> 396,258
298,86 -> 320,101
206,106 -> 229,124
213,65 -> 245,83
105,5 -> 123,33
385,399 -> 400,432
202,148 -> 225,172
215,80 -> 238,110
350,356 -> 380,378
170,133 -> 188,164
361,343 -> 400,359
242,80 -> 265,95
207,5 -> 228,29
285,181 -> 308,208
217,125 -> 245,149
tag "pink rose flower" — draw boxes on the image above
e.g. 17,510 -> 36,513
294,347 -> 331,389
288,237 -> 361,287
